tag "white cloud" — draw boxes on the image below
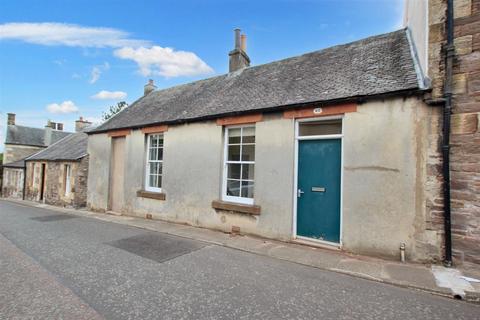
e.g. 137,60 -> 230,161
89,62 -> 110,84
0,22 -> 150,48
53,59 -> 66,67
91,90 -> 127,100
89,66 -> 101,84
114,46 -> 214,77
46,100 -> 79,114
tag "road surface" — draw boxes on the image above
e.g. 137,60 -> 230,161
1,200 -> 479,319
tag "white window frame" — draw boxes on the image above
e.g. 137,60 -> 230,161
222,125 -> 255,205
145,133 -> 163,193
64,164 -> 71,196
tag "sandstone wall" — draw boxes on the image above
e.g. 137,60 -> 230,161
428,0 -> 480,264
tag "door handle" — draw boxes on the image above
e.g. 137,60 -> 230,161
297,189 -> 305,198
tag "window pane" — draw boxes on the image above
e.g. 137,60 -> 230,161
299,120 -> 342,136
149,148 -> 156,161
242,127 -> 255,143
242,164 -> 254,180
241,144 -> 255,161
149,162 -> 159,175
241,181 -> 254,198
156,175 -> 162,188
228,145 -> 241,161
228,128 -> 241,144
226,179 -> 240,197
227,164 -> 241,179
158,147 -> 163,161
150,136 -> 158,147
149,174 -> 157,188
149,174 -> 162,188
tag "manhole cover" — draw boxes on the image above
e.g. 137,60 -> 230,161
108,233 -> 206,263
31,214 -> 78,222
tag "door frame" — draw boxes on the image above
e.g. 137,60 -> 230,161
39,163 -> 46,202
108,136 -> 126,212
292,115 -> 344,247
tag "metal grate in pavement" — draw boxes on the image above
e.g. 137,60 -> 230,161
108,232 -> 206,263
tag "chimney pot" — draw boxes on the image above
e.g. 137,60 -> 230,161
7,113 -> 15,125
234,28 -> 241,49
240,34 -> 247,52
144,79 -> 157,96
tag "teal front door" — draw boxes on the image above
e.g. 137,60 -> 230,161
297,139 -> 341,243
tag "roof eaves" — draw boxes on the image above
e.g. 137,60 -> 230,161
4,142 -> 46,147
88,87 -> 426,135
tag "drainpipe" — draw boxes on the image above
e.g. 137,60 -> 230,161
442,0 -> 454,267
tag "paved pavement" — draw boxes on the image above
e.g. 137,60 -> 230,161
1,200 -> 480,320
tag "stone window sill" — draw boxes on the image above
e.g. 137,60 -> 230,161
137,190 -> 166,201
211,200 -> 261,216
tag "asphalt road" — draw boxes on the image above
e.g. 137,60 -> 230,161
1,200 -> 479,320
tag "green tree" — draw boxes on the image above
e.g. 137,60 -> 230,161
102,101 -> 128,122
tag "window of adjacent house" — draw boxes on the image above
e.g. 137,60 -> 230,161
64,164 -> 71,196
145,134 -> 163,192
223,126 -> 255,205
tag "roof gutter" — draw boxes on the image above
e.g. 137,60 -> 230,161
87,87 -> 427,135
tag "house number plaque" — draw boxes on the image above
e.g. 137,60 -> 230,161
313,107 -> 323,114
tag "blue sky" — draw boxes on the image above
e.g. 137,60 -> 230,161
0,0 -> 404,152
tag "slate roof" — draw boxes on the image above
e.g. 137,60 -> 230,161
26,132 -> 88,161
5,125 -> 71,147
91,29 -> 423,133
2,159 -> 26,168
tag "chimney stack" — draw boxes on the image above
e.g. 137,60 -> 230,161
7,113 -> 15,125
44,121 -> 53,146
57,123 -> 64,131
229,28 -> 250,73
75,116 -> 92,132
144,79 -> 157,96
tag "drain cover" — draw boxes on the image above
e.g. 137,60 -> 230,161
108,233 -> 206,263
31,214 -> 78,222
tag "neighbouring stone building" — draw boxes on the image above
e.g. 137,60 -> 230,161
1,159 -> 25,199
25,131 -> 90,208
1,113 -> 71,199
405,0 -> 480,265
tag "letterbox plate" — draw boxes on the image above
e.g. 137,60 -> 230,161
311,187 -> 326,192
